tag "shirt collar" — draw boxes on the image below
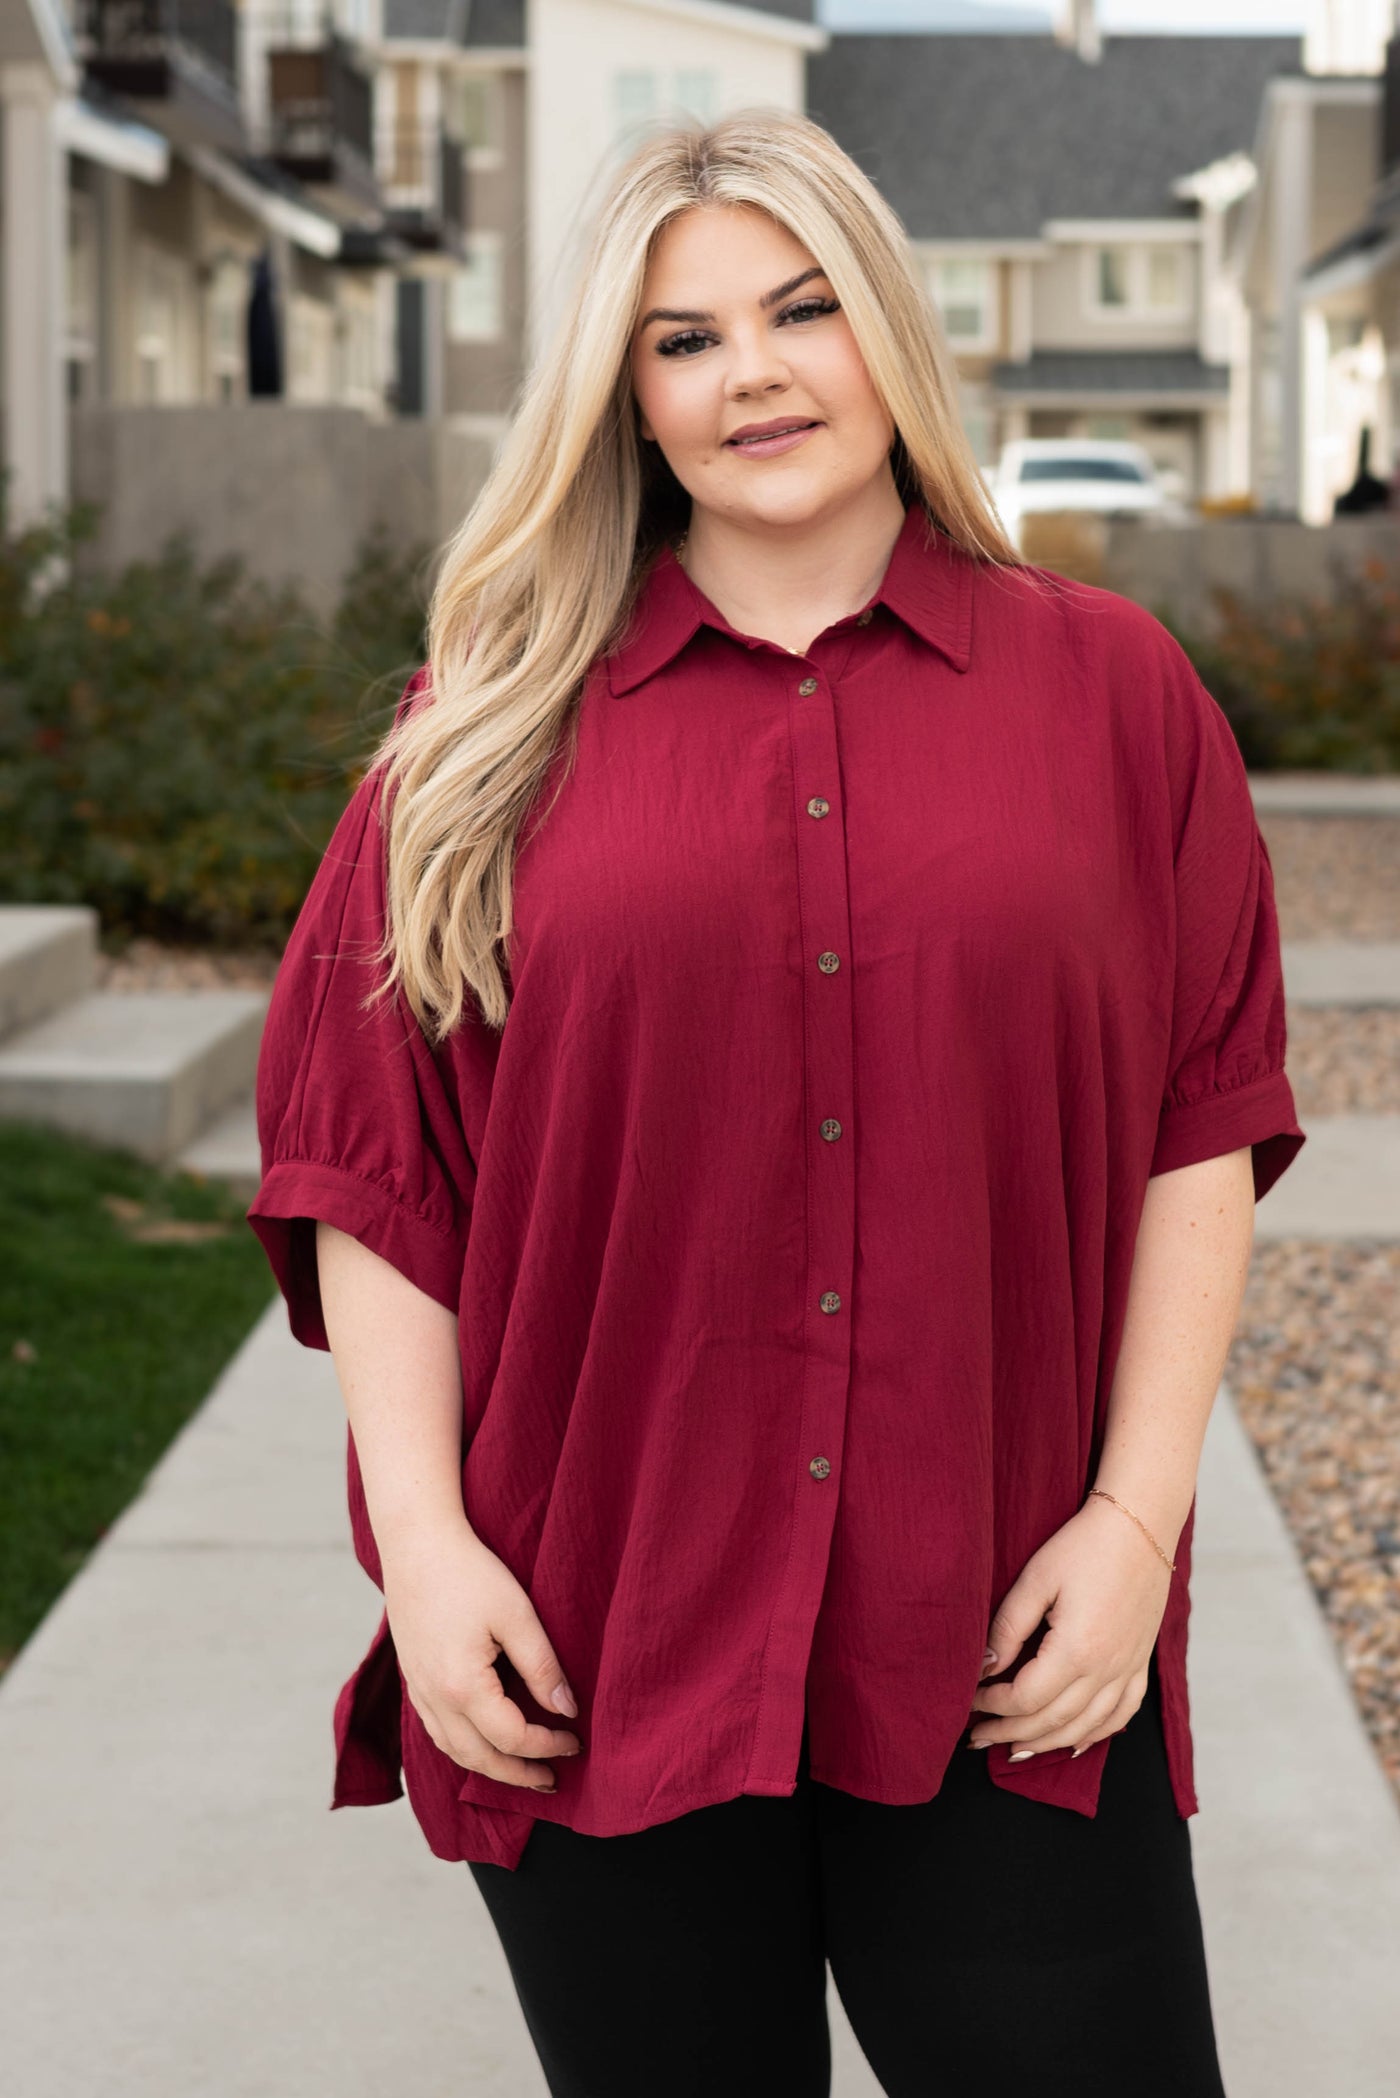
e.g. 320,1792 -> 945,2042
605,501 -> 976,697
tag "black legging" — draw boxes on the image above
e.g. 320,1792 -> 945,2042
467,1652 -> 1228,2097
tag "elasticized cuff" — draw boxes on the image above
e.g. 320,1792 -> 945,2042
247,1158 -> 468,1349
1149,1066 -> 1306,1202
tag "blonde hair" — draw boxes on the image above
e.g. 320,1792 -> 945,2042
376,107 -> 1035,1040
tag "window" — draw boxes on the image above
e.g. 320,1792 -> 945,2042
1097,247 -> 1130,307
929,258 -> 993,345
135,243 -> 184,403
289,294 -> 336,401
459,74 -> 501,157
1018,455 -> 1148,484
339,293 -> 380,401
448,231 -> 504,342
614,70 -> 658,144
1091,243 -> 1189,317
207,256 -> 246,403
67,191 -> 99,404
1146,247 -> 1182,309
614,69 -> 719,146
674,69 -> 719,123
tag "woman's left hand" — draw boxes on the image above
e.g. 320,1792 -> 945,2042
967,1495 -> 1176,1757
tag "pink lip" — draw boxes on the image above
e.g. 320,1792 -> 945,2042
724,419 -> 821,458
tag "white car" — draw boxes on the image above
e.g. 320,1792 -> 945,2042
986,439 -> 1189,548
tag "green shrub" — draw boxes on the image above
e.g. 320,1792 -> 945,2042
0,476 -> 434,947
1154,553 -> 1400,772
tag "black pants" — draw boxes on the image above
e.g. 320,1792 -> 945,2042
468,1655 -> 1228,2097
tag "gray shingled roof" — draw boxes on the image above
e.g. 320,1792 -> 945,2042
992,349 -> 1230,395
806,32 -> 1302,238
382,0 -> 463,38
463,0 -> 524,44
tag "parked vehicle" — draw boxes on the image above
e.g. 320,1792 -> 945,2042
986,438 -> 1191,548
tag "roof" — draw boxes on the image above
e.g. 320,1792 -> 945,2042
991,349 -> 1230,396
806,32 -> 1303,238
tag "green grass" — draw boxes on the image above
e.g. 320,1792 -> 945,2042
0,1121 -> 274,1671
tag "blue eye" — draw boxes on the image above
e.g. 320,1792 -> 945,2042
781,298 -> 841,324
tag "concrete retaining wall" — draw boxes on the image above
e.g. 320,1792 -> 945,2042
67,405 -> 501,621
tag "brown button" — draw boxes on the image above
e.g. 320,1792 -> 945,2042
809,1456 -> 832,1480
817,950 -> 840,973
807,796 -> 830,819
798,677 -> 818,696
857,608 -> 873,625
820,1118 -> 842,1142
819,1290 -> 841,1314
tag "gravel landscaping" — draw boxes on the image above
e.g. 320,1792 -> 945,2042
1229,1242 -> 1400,1803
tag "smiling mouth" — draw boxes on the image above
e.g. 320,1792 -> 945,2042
726,421 -> 821,447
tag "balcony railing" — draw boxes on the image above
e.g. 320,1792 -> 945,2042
266,29 -> 374,177
379,119 -> 466,237
72,0 -> 237,89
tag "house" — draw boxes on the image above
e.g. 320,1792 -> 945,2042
806,3 -> 1301,503
1231,36 -> 1393,520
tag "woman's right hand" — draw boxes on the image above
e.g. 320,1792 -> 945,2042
382,1518 -> 581,1792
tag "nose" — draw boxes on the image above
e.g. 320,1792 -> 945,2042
723,323 -> 792,402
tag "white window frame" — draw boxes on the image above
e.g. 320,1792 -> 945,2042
134,240 -> 188,404
457,70 -> 504,171
447,229 -> 504,344
924,254 -> 996,352
1084,241 -> 1191,321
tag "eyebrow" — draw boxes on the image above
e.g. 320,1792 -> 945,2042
637,266 -> 829,332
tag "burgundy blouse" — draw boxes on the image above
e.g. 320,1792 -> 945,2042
248,501 -> 1306,1872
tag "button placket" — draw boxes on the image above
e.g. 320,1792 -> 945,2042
746,656 -> 858,1790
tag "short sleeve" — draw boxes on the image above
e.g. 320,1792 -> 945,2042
247,681 -> 478,1347
1148,643 -> 1306,1202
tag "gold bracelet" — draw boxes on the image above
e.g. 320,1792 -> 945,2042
1086,1487 -> 1177,1573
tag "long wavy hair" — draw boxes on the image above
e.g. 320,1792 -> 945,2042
375,107 -> 1034,1040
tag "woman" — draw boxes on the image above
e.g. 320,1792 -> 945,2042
249,111 -> 1305,2096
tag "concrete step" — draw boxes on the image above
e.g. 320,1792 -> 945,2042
0,905 -> 98,1041
1250,774 -> 1400,816
1282,939 -> 1400,1005
0,990 -> 267,1164
176,1096 -> 260,1199
1252,1113 -> 1400,1240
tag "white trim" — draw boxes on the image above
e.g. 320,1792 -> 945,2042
602,0 -> 827,53
913,235 -> 1050,260
1301,233 -> 1400,306
54,95 -> 169,182
372,37 -> 527,65
182,143 -> 342,258
1045,218 -> 1202,243
1267,75 -> 1378,108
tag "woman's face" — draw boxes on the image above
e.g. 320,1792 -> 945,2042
629,203 -> 897,535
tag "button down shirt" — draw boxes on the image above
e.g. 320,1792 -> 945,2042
248,501 -> 1306,1872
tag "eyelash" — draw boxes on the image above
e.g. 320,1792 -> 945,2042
655,296 -> 841,359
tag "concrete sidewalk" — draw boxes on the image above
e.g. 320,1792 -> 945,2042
3,1292 -> 1399,2097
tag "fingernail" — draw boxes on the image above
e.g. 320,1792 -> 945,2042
552,1682 -> 577,1716
1071,1745 -> 1087,1759
1008,1749 -> 1036,1762
534,1778 -> 557,1792
981,1648 -> 998,1668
